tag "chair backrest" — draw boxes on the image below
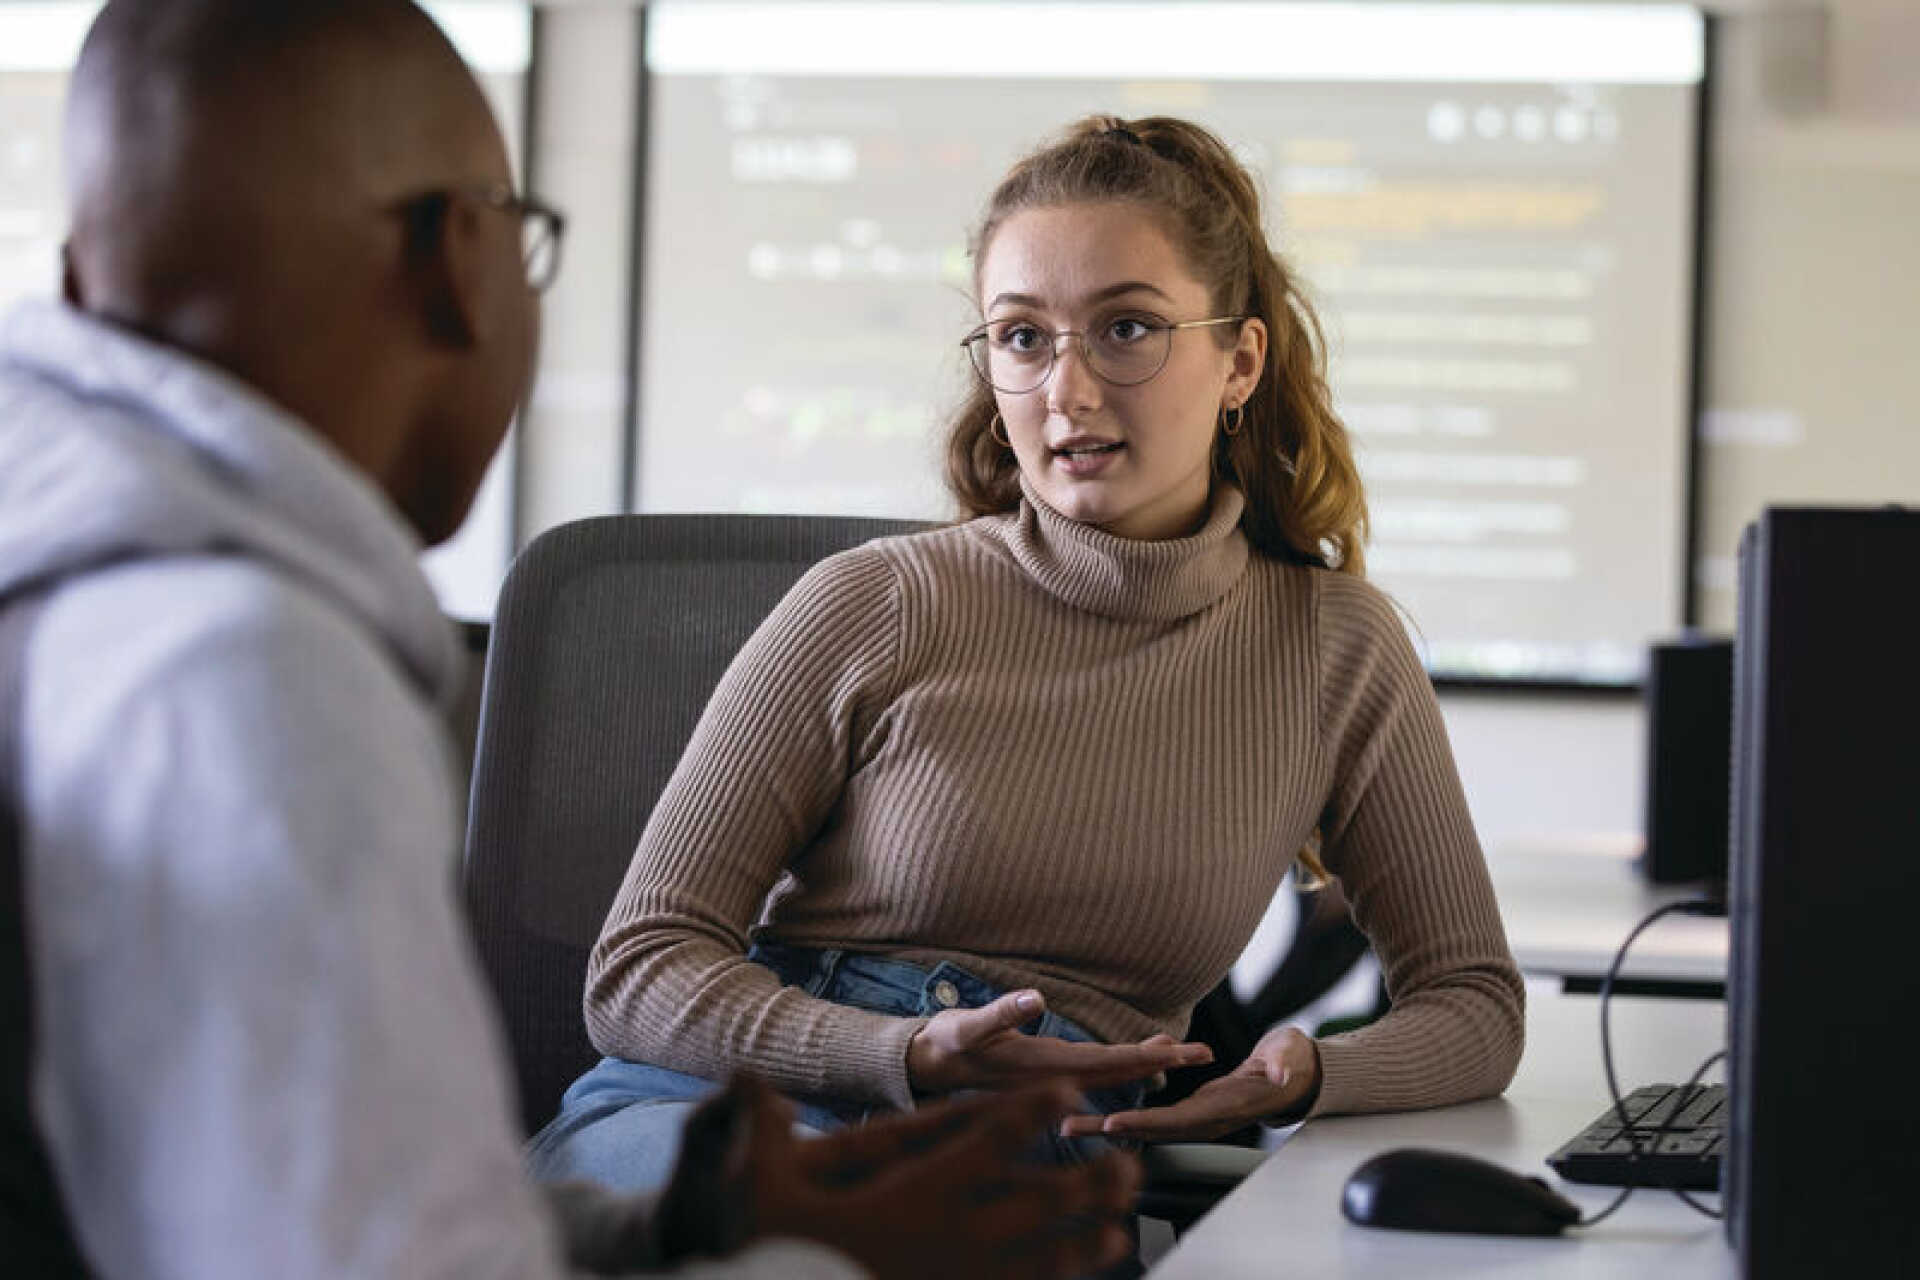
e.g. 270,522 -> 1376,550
461,513 -> 929,1135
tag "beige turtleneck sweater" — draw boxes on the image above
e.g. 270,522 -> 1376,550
585,482 -> 1524,1116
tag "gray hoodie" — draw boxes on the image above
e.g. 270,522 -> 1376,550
0,301 -> 852,1280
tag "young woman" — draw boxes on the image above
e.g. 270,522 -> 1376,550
529,115 -> 1523,1194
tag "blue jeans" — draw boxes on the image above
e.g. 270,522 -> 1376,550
525,942 -> 1146,1194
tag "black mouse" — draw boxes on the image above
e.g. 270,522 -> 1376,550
1341,1147 -> 1582,1237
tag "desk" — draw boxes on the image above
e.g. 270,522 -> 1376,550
1151,987 -> 1735,1278
1486,835 -> 1727,996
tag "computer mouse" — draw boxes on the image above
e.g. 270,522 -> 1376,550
1342,1147 -> 1582,1237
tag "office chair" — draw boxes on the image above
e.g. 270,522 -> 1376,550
1138,884 -> 1384,1232
462,512 -> 927,1136
1158,882 -> 1382,1139
459,512 -> 1371,1235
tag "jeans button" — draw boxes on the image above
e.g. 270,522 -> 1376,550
932,979 -> 961,1009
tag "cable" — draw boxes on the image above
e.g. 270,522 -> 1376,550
1573,897 -> 1728,1228
1571,1169 -> 1636,1228
1664,1051 -> 1728,1218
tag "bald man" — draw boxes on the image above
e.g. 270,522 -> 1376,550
0,3 -> 1135,1278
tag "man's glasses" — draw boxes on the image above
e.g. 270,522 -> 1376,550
961,313 -> 1244,395
391,181 -> 567,292
472,182 -> 566,292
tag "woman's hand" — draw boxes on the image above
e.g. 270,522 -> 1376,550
1058,1024 -> 1321,1142
906,989 -> 1212,1094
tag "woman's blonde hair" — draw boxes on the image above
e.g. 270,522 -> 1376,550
945,115 -> 1371,885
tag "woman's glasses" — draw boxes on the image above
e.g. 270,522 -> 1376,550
961,313 -> 1243,395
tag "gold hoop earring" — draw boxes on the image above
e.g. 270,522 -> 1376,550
989,413 -> 1010,448
1220,404 -> 1244,437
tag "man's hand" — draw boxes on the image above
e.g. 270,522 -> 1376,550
1059,1025 -> 1322,1142
906,988 -> 1211,1094
702,1074 -> 1143,1280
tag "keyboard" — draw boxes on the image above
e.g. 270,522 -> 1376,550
1546,1082 -> 1726,1191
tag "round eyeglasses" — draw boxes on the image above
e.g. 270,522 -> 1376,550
961,314 -> 1244,395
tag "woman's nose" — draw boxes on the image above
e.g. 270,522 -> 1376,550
1046,334 -> 1102,415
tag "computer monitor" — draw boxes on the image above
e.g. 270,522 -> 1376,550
1724,506 -> 1920,1275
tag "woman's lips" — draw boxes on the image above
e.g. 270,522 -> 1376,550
1051,438 -> 1125,477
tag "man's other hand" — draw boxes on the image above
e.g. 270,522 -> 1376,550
674,1073 -> 1142,1279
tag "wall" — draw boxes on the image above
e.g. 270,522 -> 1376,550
1696,0 -> 1920,632
518,0 -> 1920,846
1433,0 -> 1919,845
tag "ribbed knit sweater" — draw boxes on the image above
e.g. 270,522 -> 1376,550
585,480 -> 1524,1116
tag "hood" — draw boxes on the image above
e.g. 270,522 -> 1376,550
0,300 -> 462,708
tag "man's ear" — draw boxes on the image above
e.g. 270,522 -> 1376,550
410,193 -> 491,351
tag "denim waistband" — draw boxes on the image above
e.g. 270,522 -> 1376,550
747,940 -> 1111,1051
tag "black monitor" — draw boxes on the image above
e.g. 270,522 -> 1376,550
1724,506 -> 1920,1275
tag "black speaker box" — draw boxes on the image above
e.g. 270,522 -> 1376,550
1639,637 -> 1733,885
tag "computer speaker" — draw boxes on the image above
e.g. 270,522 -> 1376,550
1639,637 -> 1732,886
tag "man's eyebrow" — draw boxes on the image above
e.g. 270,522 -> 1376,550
986,280 -> 1176,312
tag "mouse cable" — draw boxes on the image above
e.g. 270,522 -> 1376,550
1577,897 -> 1728,1228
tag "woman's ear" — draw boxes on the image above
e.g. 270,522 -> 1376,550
1227,315 -> 1268,403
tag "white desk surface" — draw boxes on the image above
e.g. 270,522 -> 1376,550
1485,835 -> 1728,985
1152,987 -> 1736,1278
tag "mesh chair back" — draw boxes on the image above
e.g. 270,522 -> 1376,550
462,513 -> 928,1135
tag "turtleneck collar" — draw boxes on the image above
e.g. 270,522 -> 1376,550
985,473 -> 1251,622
